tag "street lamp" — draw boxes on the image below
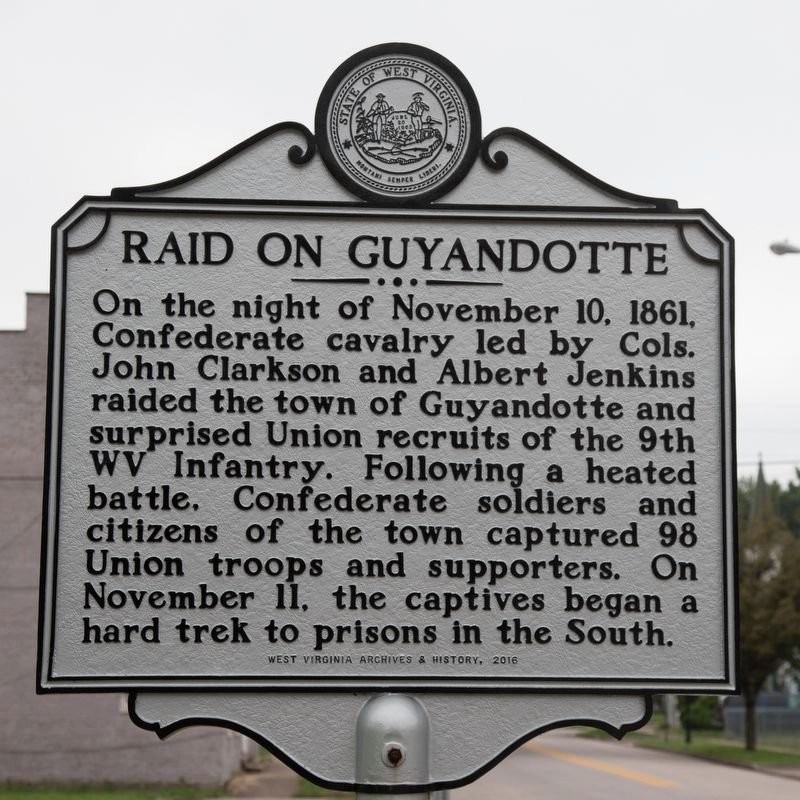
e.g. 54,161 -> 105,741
770,240 -> 800,255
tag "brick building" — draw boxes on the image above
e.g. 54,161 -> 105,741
0,294 -> 252,785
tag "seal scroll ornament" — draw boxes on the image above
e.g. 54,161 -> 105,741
316,43 -> 481,204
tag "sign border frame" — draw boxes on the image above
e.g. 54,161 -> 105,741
37,198 -> 738,696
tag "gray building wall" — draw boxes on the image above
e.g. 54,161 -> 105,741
0,294 -> 251,785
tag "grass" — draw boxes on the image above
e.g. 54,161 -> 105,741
579,724 -> 800,769
628,731 -> 800,767
0,785 -> 222,800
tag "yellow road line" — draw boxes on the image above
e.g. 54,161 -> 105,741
525,741 -> 679,789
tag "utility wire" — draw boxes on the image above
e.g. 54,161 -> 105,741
738,459 -> 800,467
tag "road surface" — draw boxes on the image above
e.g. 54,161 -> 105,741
452,727 -> 799,800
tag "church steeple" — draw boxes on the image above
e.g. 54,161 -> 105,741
749,455 -> 772,528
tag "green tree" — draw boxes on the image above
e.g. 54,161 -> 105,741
775,468 -> 800,538
738,464 -> 800,750
678,695 -> 719,744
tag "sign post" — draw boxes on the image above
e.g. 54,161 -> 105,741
39,43 -> 736,792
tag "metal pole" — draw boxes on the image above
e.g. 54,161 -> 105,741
355,694 -> 431,800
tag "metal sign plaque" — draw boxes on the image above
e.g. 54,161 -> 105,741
38,42 -> 736,791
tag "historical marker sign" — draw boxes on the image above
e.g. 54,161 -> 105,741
38,42 -> 736,788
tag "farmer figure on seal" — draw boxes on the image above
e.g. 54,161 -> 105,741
407,92 -> 430,141
367,92 -> 392,141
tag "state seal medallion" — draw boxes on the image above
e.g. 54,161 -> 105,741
316,43 -> 481,204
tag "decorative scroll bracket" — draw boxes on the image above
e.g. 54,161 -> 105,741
131,692 -> 650,792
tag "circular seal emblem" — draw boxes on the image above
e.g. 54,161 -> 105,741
316,43 -> 481,204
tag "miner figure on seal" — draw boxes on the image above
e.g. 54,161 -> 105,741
407,92 -> 430,141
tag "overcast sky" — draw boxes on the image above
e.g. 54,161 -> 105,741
3,0 -> 799,483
